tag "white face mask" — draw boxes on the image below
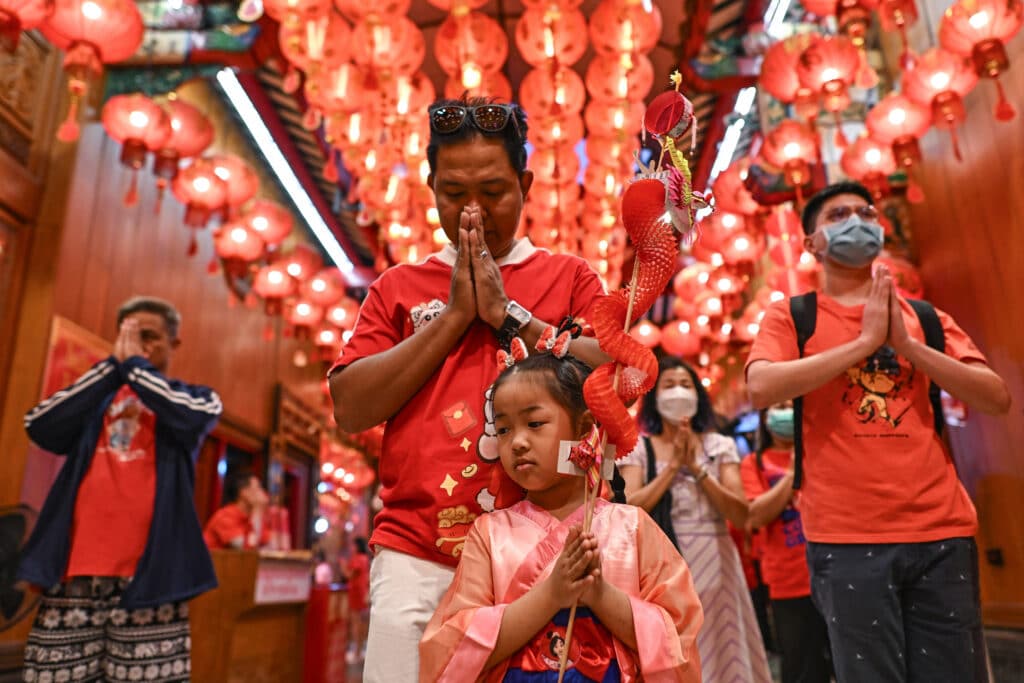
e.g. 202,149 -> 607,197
656,386 -> 698,424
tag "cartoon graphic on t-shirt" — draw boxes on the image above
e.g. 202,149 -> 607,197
843,346 -> 916,427
434,505 -> 477,557
410,299 -> 446,333
103,393 -> 152,462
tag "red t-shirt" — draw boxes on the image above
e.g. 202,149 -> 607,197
203,503 -> 269,550
740,450 -> 809,600
67,386 -> 157,578
745,293 -> 985,544
330,240 -> 604,567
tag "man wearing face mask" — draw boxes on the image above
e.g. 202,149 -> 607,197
746,182 -> 1011,683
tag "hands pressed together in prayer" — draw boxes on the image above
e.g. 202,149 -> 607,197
544,525 -> 604,609
113,319 -> 146,363
860,264 -> 915,357
448,202 -> 512,330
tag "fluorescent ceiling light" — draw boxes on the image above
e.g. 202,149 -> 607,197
734,87 -> 758,116
708,118 -> 746,183
216,68 -> 356,275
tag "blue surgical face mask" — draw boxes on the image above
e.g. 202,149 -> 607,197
766,408 -> 795,440
823,215 -> 884,268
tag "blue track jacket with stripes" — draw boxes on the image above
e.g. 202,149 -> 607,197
19,355 -> 222,608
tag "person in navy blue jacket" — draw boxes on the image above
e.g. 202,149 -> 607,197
19,296 -> 222,683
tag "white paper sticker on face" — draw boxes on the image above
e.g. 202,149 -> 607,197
556,440 -> 617,480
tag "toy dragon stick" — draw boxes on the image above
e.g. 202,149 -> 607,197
556,72 -> 707,682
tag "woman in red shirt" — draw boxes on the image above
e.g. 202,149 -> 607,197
741,401 -> 832,683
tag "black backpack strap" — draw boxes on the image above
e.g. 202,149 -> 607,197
789,292 -> 817,490
907,298 -> 946,436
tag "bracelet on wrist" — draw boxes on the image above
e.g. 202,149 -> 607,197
694,466 -> 710,484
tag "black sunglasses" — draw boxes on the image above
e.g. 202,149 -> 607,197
429,104 -> 522,139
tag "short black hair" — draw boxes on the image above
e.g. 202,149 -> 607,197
492,353 -> 593,427
801,181 -> 874,235
223,468 -> 258,505
426,95 -> 529,177
638,356 -> 717,436
117,296 -> 181,339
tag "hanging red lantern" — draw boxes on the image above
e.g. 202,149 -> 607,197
425,0 -> 488,9
253,263 -> 297,315
306,63 -> 367,116
700,210 -> 747,249
588,0 -> 662,56
585,136 -> 632,169
764,205 -> 803,238
711,160 -> 760,216
171,158 -> 229,235
279,243 -> 323,281
797,35 -> 862,144
585,53 -> 655,102
434,10 -> 507,87
327,298 -> 360,330
211,155 -> 259,209
313,323 -> 344,362
583,163 -> 629,197
214,222 -> 265,277
101,94 -> 172,207
865,93 -> 931,202
244,199 -> 294,248
42,0 -> 144,141
264,0 -> 330,22
287,299 -> 325,336
903,48 -> 979,160
584,99 -> 645,136
0,0 -> 52,52
840,135 -> 897,199
879,0 -> 920,68
802,0 -> 837,16
720,231 -> 763,266
278,9 -> 351,101
515,6 -> 588,67
152,99 -> 213,214
673,262 -> 715,300
521,0 -> 583,8
695,290 -> 726,318
529,144 -> 580,183
333,0 -> 409,22
519,65 -> 586,118
382,71 -> 436,121
444,70 -> 513,101
939,0 -> 1023,121
301,267 -> 346,307
350,14 -> 425,79
629,320 -> 662,349
760,120 -> 819,200
760,33 -> 823,120
531,113 -> 584,146
660,319 -> 701,357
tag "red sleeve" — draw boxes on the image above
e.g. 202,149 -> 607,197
570,259 -> 607,321
745,299 -> 799,376
935,306 -> 988,365
740,455 -> 767,501
204,508 -> 244,550
328,273 -> 404,375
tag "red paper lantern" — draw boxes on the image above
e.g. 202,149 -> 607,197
171,158 -> 229,232
515,6 -> 588,67
760,33 -> 823,120
287,299 -> 324,335
244,200 -> 294,248
306,63 -> 366,116
841,135 -> 897,199
865,93 -> 930,201
660,319 -> 701,357
301,267 -> 346,307
585,136 -> 631,167
434,11 -> 507,86
42,0 -> 144,141
879,0 -> 920,67
350,14 -> 425,78
589,0 -> 662,56
253,263 -> 297,315
770,233 -> 817,272
531,113 -> 584,146
797,35 -> 862,142
802,0 -> 837,16
519,65 -> 586,118
214,222 -> 265,274
265,0 -> 330,23
711,160 -> 760,216
700,210 -> 746,249
939,0 -> 1023,120
152,99 -> 213,213
583,163 -> 629,197
903,48 -> 979,159
332,0 -> 409,22
673,262 -> 714,300
279,10 -> 351,86
585,53 -> 655,102
529,144 -> 580,182
764,205 -> 803,238
629,320 -> 662,349
720,231 -> 763,265
279,244 -> 323,281
313,323 -> 344,362
101,94 -> 172,206
425,0 -> 487,10
760,120 -> 819,197
443,70 -> 513,101
584,99 -> 645,136
521,0 -> 583,8
211,155 -> 259,208
0,0 -> 51,52
327,298 -> 360,330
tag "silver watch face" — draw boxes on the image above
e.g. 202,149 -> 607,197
506,301 -> 532,325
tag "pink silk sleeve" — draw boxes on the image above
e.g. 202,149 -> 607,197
624,511 -> 704,682
419,516 -> 508,683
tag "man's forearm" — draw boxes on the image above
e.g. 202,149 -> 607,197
331,310 -> 470,432
747,336 -> 876,409
902,341 -> 1011,415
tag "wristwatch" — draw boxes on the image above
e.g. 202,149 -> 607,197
693,466 -> 711,484
496,300 -> 533,348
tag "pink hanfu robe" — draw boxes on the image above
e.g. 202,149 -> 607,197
420,499 -> 704,682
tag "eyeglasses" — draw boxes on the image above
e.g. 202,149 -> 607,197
429,104 -> 522,139
823,204 -> 879,223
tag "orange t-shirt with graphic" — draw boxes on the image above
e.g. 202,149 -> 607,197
745,294 -> 985,545
741,450 -> 810,600
67,386 -> 157,578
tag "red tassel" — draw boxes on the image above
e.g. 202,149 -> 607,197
283,66 -> 301,94
262,322 -> 275,341
57,94 -> 81,142
994,79 -> 1016,121
323,151 -> 339,182
123,172 -> 139,206
154,184 -> 165,215
187,233 -> 198,257
206,256 -> 219,275
302,106 -> 322,130
949,129 -> 963,162
898,28 -> 915,70
833,112 -> 848,149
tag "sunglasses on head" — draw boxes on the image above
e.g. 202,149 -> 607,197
824,204 -> 879,223
429,104 -> 522,139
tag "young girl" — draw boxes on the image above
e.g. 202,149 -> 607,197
419,353 -> 703,682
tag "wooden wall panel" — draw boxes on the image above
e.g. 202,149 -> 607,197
49,125 -> 327,436
908,4 -> 1024,625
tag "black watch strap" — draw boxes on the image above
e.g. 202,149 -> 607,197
496,315 -> 522,350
